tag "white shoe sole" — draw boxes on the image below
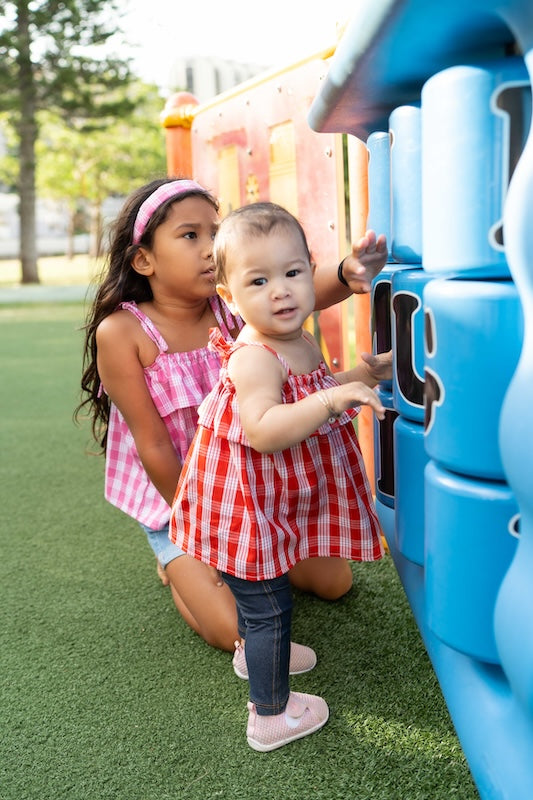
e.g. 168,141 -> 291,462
247,706 -> 329,752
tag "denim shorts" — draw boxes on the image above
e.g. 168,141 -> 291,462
139,522 -> 186,567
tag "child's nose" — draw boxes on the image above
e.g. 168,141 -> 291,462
202,237 -> 213,258
272,279 -> 290,298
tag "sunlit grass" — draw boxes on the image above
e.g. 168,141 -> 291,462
0,254 -> 103,287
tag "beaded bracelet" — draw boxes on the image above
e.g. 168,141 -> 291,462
316,390 -> 341,424
337,257 -> 349,287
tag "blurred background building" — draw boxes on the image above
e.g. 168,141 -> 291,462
169,55 -> 269,102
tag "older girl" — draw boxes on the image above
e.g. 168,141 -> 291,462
77,178 -> 387,653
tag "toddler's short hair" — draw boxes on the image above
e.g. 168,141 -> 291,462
214,202 -> 311,284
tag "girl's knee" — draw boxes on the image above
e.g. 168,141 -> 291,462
200,616 -> 239,652
321,568 -> 353,600
289,558 -> 353,600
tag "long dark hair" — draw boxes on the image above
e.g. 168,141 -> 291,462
74,177 -> 218,452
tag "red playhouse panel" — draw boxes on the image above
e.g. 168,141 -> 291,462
188,56 -> 349,371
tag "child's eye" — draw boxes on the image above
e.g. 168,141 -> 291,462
252,277 -> 267,286
184,231 -> 197,240
287,268 -> 300,278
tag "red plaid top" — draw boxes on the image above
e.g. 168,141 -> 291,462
170,330 -> 383,580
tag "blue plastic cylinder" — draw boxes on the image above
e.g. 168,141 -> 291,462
424,278 -> 523,480
493,45 -> 533,718
367,131 -> 392,252
394,416 -> 428,566
422,58 -> 529,276
391,267 -> 436,422
425,461 -> 519,663
389,105 -> 422,263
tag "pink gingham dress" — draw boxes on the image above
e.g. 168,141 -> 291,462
103,298 -> 242,529
169,329 -> 383,581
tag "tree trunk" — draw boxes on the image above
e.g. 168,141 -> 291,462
89,202 -> 103,259
17,0 -> 39,284
67,209 -> 75,260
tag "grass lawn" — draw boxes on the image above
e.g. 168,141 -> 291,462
0,254 -> 102,287
0,300 -> 479,800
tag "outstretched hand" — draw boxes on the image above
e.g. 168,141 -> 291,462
360,349 -> 393,383
340,230 -> 388,294
337,381 -> 386,421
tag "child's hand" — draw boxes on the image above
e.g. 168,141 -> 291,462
360,349 -> 393,383
340,230 -> 388,294
334,381 -> 386,421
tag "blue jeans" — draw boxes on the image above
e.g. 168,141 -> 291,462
222,572 -> 293,716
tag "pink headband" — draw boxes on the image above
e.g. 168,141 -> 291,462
132,179 -> 206,244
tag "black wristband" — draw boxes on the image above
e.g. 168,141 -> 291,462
337,257 -> 349,287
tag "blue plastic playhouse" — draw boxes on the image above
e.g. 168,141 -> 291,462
309,2 -> 533,797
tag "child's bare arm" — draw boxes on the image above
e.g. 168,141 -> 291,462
335,350 -> 393,388
96,314 -> 181,505
229,346 -> 385,454
313,230 -> 388,309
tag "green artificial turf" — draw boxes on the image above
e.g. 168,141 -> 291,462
0,303 -> 479,800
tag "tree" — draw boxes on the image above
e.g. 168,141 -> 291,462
0,0 -> 133,283
35,82 -> 167,258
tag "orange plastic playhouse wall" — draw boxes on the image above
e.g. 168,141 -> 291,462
165,57 -> 375,487
189,57 -> 348,371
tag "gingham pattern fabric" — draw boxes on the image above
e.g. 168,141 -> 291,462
170,330 -> 383,581
104,298 -> 243,529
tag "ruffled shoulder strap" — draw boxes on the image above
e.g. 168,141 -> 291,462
209,295 -> 244,340
208,328 -> 291,373
207,326 -> 235,362
119,301 -> 168,353
97,301 -> 167,398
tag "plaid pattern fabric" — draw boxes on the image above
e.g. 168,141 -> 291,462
104,298 -> 243,529
170,332 -> 383,581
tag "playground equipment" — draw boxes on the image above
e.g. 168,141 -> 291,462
309,1 -> 533,797
163,2 -> 533,794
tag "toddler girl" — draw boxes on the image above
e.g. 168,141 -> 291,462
170,202 -> 391,750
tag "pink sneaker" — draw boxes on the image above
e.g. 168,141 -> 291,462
246,691 -> 329,752
232,640 -> 317,680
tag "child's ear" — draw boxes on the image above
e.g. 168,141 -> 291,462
216,283 -> 238,315
310,259 -> 317,276
132,248 -> 154,276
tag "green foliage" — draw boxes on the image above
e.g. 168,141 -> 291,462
0,113 -> 18,189
0,0 -> 133,124
35,83 -> 167,206
0,1 -> 140,281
